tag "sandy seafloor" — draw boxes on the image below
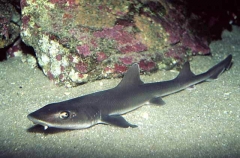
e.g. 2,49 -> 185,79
0,26 -> 240,158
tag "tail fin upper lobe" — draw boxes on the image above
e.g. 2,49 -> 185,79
206,55 -> 232,80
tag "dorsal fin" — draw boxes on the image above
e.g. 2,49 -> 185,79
117,63 -> 144,88
176,61 -> 195,80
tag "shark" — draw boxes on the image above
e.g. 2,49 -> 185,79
28,55 -> 232,130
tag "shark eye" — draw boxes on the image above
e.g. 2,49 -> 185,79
60,111 -> 70,119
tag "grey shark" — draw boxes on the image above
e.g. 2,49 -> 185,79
28,55 -> 232,130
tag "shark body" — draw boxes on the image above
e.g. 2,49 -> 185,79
28,55 -> 232,130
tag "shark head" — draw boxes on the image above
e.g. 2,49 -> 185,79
27,102 -> 100,130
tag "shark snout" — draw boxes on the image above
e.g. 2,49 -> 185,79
27,113 -> 35,122
27,113 -> 42,125
27,112 -> 50,130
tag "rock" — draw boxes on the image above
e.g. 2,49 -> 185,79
0,0 -> 21,48
20,0 -> 210,87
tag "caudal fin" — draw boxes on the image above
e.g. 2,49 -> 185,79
206,55 -> 232,80
175,55 -> 232,83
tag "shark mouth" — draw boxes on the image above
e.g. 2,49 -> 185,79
27,115 -> 49,130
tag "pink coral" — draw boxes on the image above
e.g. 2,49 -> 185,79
76,44 -> 91,57
68,55 -> 74,62
147,3 -> 210,56
114,64 -> 127,73
119,56 -> 133,65
164,46 -> 186,60
21,15 -> 31,30
56,54 -> 62,61
104,66 -> 114,74
6,38 -> 22,58
182,32 -> 210,54
47,71 -> 54,80
20,0 -> 28,9
75,62 -> 88,73
93,25 -> 147,54
139,60 -> 155,71
119,43 -> 147,54
59,74 -> 64,80
96,52 -> 107,62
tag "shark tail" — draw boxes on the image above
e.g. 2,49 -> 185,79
175,55 -> 232,83
206,55 -> 232,80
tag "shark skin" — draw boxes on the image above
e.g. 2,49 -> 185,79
28,55 -> 232,130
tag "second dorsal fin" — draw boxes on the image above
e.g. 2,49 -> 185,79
176,61 -> 195,80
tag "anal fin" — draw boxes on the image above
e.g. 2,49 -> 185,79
149,97 -> 166,106
101,115 -> 137,128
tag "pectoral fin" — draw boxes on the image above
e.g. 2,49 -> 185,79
149,97 -> 166,106
102,115 -> 137,128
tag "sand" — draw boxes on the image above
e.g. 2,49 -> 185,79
0,26 -> 239,158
